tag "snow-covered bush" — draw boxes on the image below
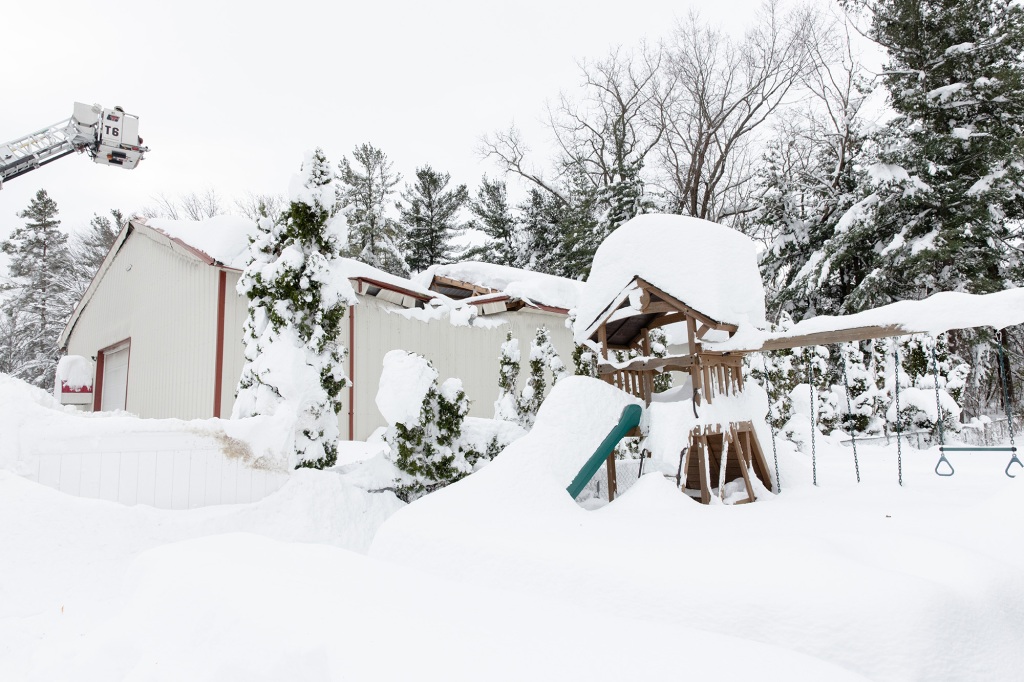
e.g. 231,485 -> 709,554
494,332 -> 521,423
379,351 -> 506,501
233,149 -> 353,470
495,326 -> 567,430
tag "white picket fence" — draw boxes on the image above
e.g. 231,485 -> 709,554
29,447 -> 289,509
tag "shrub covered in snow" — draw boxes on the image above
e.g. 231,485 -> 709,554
233,149 -> 354,470
494,326 -> 568,430
378,350 -> 515,501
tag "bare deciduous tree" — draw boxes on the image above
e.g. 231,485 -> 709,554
235,192 -> 285,224
656,0 -> 820,223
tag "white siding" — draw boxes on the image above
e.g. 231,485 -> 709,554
66,229 -> 221,420
343,297 -> 574,440
71,236 -> 574,439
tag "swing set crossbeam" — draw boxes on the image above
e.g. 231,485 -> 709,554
939,446 -> 1017,452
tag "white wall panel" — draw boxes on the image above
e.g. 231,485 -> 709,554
67,229 -> 221,419
344,298 -> 575,440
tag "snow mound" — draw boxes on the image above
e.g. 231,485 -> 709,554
574,214 -> 766,342
55,355 -> 93,390
375,351 -> 437,426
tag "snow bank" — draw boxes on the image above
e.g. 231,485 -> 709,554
575,214 -> 766,342
0,373 -> 288,478
14,521 -> 865,682
713,287 -> 1024,352
371,373 -> 1024,681
416,260 -> 583,310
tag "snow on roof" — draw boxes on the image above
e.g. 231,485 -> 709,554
143,217 -> 443,302
416,261 -> 582,311
146,215 -> 257,270
574,214 -> 766,342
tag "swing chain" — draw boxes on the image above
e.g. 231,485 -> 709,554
840,354 -> 861,483
807,349 -> 817,487
997,340 -> 1022,478
764,362 -> 781,493
930,341 -> 946,447
893,341 -> 903,487
998,341 -> 1015,449
930,340 -> 955,476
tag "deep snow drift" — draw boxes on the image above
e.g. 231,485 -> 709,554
2,375 -> 1022,680
372,377 -> 1024,682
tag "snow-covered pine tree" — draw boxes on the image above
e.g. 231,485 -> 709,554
337,143 -> 409,276
494,332 -> 521,423
0,189 -> 76,389
397,165 -> 469,273
648,328 -> 673,393
518,189 -> 565,276
73,209 -> 126,275
464,177 -> 524,267
67,209 -> 128,301
233,149 -> 353,469
838,0 -> 1024,410
572,342 -> 599,378
516,326 -> 567,429
379,351 -> 482,501
837,0 -> 1024,305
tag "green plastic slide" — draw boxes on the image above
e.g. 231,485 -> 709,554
566,404 -> 643,499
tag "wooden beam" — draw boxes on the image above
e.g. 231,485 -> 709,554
726,324 -> 910,354
636,278 -> 739,334
597,353 -> 694,375
647,312 -> 688,331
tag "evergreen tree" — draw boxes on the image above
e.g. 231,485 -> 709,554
67,209 -> 128,301
494,332 -> 521,423
518,189 -> 564,276
516,326 -> 566,429
233,149 -> 351,469
464,177 -> 523,266
337,143 -> 408,276
397,165 -> 469,273
0,189 -> 76,389
72,209 -> 127,275
844,0 -> 1024,307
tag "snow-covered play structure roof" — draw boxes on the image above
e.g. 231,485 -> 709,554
574,214 -> 766,345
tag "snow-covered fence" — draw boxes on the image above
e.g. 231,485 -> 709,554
29,448 -> 289,509
579,458 -> 645,501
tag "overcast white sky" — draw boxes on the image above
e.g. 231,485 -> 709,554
2,0 -> 793,241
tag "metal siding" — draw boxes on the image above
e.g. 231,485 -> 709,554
66,231 -> 219,419
348,298 -> 574,440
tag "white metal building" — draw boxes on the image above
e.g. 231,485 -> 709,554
58,217 -> 578,440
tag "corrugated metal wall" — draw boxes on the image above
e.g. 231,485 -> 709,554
70,236 -> 576,439
344,299 -> 575,440
66,230 -> 220,420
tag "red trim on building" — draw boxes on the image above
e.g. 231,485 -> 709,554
348,304 -> 355,440
93,338 -> 131,411
213,270 -> 227,418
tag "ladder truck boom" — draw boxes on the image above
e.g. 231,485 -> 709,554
0,102 -> 149,188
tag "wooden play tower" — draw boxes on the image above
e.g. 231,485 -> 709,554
585,276 -> 774,504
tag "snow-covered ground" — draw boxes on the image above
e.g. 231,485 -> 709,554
2,375 -> 1021,680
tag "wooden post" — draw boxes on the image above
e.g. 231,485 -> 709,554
598,322 -> 618,502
